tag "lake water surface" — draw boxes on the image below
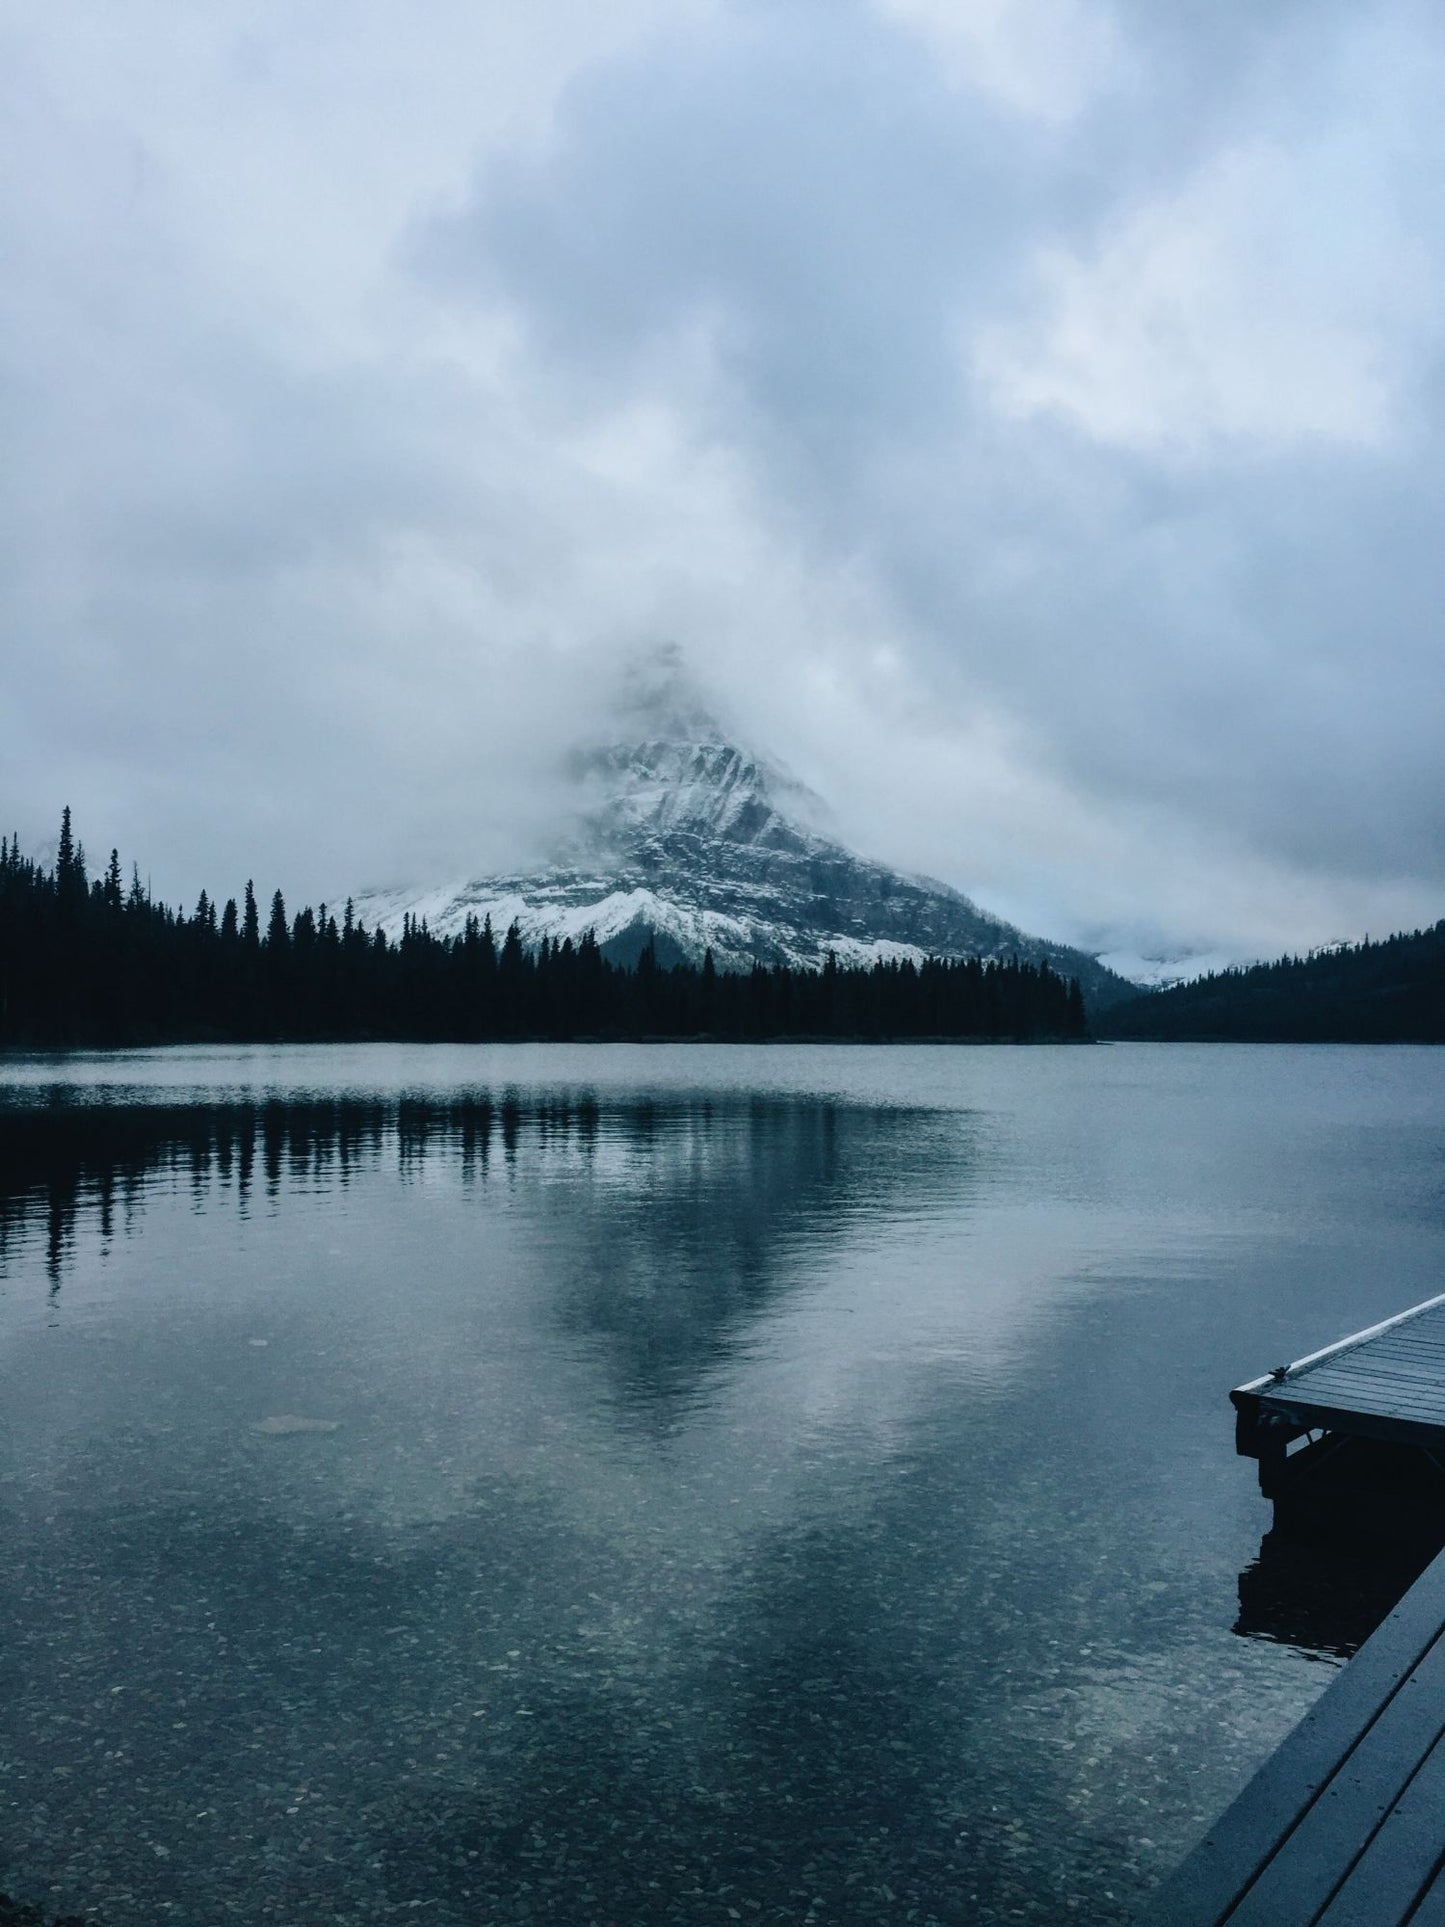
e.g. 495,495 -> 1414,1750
2,1042 -> 1444,1925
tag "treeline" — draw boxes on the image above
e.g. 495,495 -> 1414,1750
0,810 -> 1088,1047
1099,923 -> 1445,1042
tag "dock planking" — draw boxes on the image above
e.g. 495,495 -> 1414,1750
1141,1541 -> 1445,1924
1141,1295 -> 1445,1924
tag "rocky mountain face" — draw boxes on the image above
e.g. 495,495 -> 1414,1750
354,673 -> 1133,1010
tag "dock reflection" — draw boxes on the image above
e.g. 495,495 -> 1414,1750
1235,1523 -> 1445,1659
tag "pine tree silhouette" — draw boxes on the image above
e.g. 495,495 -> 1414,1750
266,891 -> 288,949
0,806 -> 1117,1048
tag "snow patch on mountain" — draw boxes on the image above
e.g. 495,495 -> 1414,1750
1096,949 -> 1240,988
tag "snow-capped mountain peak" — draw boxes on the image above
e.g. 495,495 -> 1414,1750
353,654 -> 1131,1006
570,734 -> 828,857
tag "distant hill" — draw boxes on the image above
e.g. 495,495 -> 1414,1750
1098,922 -> 1445,1043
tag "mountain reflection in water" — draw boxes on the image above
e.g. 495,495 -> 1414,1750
0,1094 -> 967,1427
4,1046 -> 1445,1926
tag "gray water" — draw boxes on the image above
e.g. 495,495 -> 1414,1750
2,1042 -> 1443,1926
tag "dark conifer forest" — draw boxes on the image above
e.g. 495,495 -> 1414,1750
0,811 -> 1088,1047
1099,923 -> 1445,1042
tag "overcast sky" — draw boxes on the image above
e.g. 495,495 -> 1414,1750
4,0 -> 1443,963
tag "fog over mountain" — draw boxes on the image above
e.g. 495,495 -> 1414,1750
355,649 -> 1132,1004
3,2 -> 1444,965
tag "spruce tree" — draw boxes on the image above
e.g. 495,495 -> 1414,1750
267,891 -> 289,949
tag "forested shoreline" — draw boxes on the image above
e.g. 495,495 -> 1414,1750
1100,923 -> 1445,1042
0,811 -> 1088,1047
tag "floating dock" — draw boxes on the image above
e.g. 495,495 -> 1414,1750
1233,1292 -> 1445,1535
1143,1295 -> 1445,1924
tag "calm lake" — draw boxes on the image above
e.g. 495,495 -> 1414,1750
3,1042 -> 1444,1925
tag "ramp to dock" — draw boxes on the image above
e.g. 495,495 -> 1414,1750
1143,1294 -> 1445,1923
1141,1541 -> 1445,1924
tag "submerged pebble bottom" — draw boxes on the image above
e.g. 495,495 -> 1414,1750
3,1045 -> 1445,1924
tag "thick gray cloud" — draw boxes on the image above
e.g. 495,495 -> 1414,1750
3,0 -> 1442,961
